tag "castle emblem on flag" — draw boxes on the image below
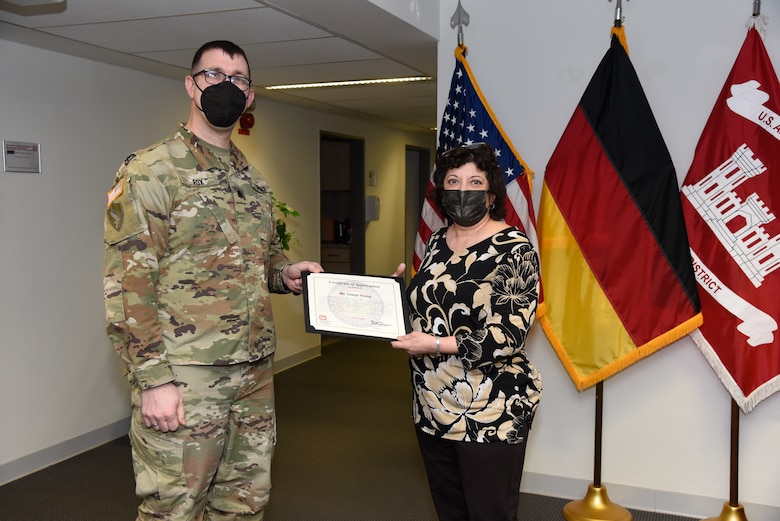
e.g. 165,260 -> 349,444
681,143 -> 780,288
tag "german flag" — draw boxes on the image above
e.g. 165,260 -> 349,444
537,27 -> 702,390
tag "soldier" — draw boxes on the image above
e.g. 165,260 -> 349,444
103,40 -> 322,520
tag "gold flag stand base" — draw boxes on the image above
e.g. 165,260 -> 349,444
703,502 -> 749,521
563,484 -> 632,521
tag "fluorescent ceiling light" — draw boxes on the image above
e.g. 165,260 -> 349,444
265,76 -> 432,90
3,0 -> 64,4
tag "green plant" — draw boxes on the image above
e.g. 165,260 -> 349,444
272,195 -> 301,251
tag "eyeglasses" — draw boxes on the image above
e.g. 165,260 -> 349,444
193,69 -> 252,91
440,142 -> 491,157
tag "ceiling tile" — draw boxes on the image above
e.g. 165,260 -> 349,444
0,0 -> 438,132
0,0 -> 260,27
40,7 -> 332,54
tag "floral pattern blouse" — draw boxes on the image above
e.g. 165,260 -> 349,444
407,226 -> 542,444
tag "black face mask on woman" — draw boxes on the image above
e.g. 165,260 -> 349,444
196,81 -> 247,128
441,190 -> 489,227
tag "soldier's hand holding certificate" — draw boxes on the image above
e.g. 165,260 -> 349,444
302,272 -> 411,340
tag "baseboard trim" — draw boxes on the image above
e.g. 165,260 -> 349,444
0,347 -> 322,487
3,421 -> 777,521
0,418 -> 130,487
521,471 -> 779,521
6,359 -> 775,521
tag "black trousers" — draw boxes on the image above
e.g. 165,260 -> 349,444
415,427 -> 529,521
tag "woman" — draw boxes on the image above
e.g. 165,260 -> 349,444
391,143 -> 541,521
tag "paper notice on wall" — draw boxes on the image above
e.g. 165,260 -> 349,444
3,140 -> 41,173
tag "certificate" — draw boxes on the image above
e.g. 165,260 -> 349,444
302,272 -> 411,340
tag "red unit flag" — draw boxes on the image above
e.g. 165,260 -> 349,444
682,26 -> 780,412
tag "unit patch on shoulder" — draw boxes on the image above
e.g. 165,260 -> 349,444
104,178 -> 146,244
107,200 -> 124,231
106,180 -> 125,231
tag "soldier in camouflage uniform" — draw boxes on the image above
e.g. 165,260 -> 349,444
103,40 -> 322,521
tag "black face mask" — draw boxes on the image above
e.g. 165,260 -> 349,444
441,190 -> 489,227
197,81 -> 247,128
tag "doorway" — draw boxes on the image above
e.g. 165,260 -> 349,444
404,146 -> 432,284
319,133 -> 365,275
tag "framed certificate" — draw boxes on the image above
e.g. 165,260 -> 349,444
302,272 -> 411,340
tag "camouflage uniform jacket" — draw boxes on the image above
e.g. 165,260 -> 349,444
103,125 -> 291,390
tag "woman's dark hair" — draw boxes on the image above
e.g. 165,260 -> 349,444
432,143 -> 506,221
191,40 -> 251,78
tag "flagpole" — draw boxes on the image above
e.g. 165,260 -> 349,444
699,6 -> 765,521
608,0 -> 628,28
565,14 -> 633,521
703,399 -> 749,521
562,381 -> 632,521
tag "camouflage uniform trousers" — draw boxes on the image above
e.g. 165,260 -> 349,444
129,358 -> 276,521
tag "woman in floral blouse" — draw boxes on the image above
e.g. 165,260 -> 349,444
391,143 -> 541,521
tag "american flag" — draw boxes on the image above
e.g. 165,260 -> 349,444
413,46 -> 538,272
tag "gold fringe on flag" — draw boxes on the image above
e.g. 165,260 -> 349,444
610,25 -> 629,57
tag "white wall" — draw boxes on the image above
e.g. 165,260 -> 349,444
0,41 -> 188,479
0,39 -> 433,484
437,0 -> 780,519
